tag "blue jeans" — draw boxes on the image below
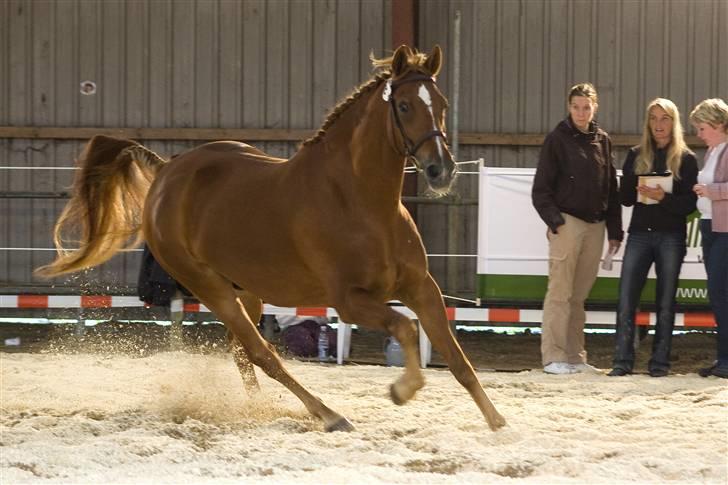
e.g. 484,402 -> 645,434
700,220 -> 728,369
612,231 -> 686,373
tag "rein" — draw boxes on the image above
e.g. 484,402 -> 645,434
383,73 -> 447,171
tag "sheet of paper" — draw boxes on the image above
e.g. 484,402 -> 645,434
637,173 -> 673,205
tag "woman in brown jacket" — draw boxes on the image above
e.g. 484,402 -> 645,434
532,83 -> 623,374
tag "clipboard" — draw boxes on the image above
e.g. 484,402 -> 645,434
637,172 -> 672,205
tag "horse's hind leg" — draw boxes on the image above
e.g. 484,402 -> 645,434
400,273 -> 506,431
172,266 -> 354,432
336,291 -> 425,405
228,290 -> 263,393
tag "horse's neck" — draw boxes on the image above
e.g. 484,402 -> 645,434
351,137 -> 406,209
296,91 -> 406,213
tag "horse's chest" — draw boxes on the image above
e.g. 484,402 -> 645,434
345,236 -> 419,286
348,240 -> 395,269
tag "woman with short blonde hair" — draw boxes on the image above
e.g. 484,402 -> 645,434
690,98 -> 728,379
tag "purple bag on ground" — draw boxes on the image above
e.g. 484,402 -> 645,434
282,320 -> 337,357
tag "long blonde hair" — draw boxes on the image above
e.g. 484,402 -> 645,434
635,98 -> 692,179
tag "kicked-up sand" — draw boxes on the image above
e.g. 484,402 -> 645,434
1,349 -> 726,484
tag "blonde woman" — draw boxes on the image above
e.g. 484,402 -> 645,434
608,99 -> 697,377
532,83 -> 623,374
690,98 -> 728,379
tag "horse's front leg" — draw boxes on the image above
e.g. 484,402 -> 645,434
337,291 -> 425,405
399,273 -> 507,431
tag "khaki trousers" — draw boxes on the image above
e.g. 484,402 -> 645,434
541,214 -> 605,366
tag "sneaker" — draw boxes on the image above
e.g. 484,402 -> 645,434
572,363 -> 602,374
543,362 -> 578,374
711,367 -> 728,378
648,368 -> 669,378
607,368 -> 630,377
698,363 -> 728,378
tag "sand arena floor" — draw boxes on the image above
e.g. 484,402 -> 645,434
0,323 -> 726,484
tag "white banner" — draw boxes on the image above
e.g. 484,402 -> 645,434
477,165 -> 706,280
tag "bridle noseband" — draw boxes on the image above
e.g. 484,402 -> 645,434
383,73 -> 448,171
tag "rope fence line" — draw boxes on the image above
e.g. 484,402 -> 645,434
0,166 -> 78,170
404,158 -> 481,174
0,248 -> 144,252
0,250 -> 472,257
1,159 -> 485,171
0,125 -> 705,147
0,159 -> 483,258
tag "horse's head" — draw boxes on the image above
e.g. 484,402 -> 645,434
383,45 -> 456,195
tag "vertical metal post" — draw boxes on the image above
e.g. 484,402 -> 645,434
261,314 -> 277,342
75,307 -> 86,337
447,10 -> 462,295
451,10 -> 461,162
169,291 -> 184,350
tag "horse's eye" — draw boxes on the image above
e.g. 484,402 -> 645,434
398,101 -> 409,113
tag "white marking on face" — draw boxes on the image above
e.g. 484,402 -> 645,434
417,83 -> 445,160
418,84 -> 432,108
382,80 -> 392,101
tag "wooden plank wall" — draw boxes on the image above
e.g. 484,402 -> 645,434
0,0 -> 391,291
417,0 -> 727,298
1,0 -> 726,301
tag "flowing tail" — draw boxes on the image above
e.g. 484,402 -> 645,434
35,135 -> 167,277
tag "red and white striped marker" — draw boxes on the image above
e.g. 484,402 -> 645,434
0,294 -> 715,328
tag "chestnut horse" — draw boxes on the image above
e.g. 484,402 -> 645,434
38,45 -> 506,431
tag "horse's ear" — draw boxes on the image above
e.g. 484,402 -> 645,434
392,45 -> 413,77
425,45 -> 443,77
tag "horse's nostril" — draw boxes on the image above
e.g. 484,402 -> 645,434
425,164 -> 443,179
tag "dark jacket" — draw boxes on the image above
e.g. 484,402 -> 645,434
532,117 -> 623,241
138,245 -> 190,306
620,145 -> 698,237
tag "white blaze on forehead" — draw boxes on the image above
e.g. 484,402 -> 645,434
417,83 -> 445,160
418,84 -> 432,108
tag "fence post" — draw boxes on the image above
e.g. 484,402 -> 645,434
261,314 -> 277,342
169,291 -> 184,350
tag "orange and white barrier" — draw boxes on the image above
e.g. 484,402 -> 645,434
1,294 -> 715,328
0,295 -> 716,368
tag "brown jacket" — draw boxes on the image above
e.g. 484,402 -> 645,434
532,117 -> 623,241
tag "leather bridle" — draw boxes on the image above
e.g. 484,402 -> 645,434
383,73 -> 448,171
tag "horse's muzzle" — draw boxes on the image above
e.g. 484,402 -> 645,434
423,156 -> 456,195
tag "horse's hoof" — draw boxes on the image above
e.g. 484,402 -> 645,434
488,413 -> 507,431
325,417 -> 355,432
244,383 -> 261,394
390,384 -> 406,406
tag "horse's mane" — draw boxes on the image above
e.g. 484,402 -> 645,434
302,49 -> 432,147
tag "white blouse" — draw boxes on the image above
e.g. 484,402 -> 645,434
697,142 -> 726,218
